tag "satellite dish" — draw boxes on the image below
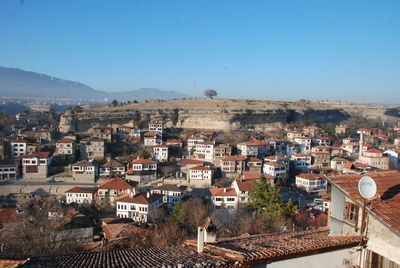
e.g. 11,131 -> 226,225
358,176 -> 377,199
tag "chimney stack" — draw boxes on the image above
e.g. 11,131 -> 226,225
197,226 -> 204,253
146,191 -> 150,198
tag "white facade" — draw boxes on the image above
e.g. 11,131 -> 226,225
189,167 -> 213,181
65,188 -> 96,204
153,145 -> 169,162
194,142 -> 214,161
11,140 -> 27,158
148,122 -> 163,133
187,137 -> 205,152
295,174 -> 326,194
237,143 -> 258,156
144,135 -> 162,146
294,137 -> 312,153
116,194 -> 164,222
209,188 -> 238,209
263,162 -> 287,179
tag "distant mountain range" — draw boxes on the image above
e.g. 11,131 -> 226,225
0,66 -> 190,102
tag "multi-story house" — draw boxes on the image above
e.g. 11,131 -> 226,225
220,155 -> 247,175
311,151 -> 331,169
177,159 -> 206,179
21,152 -> 52,179
126,158 -> 157,184
35,128 -> 54,144
342,137 -> 354,144
100,159 -> 126,178
144,132 -> 162,147
237,142 -> 258,157
10,138 -> 27,158
213,144 -> 232,159
247,157 -> 262,173
312,137 -> 331,147
148,121 -> 163,133
187,135 -> 205,152
209,187 -> 238,209
294,137 -> 312,153
153,144 -> 169,162
65,187 -> 98,204
0,160 -> 19,181
265,139 -> 287,155
302,126 -> 322,137
358,149 -> 389,170
286,142 -> 300,157
263,161 -> 288,180
115,192 -> 164,222
232,179 -> 256,204
188,166 -> 213,187
295,174 -> 326,195
291,153 -> 312,172
327,170 -> 400,266
287,131 -> 302,142
194,142 -> 214,161
92,127 -> 113,142
165,139 -> 183,148
330,157 -> 349,172
80,138 -> 105,160
341,143 -> 359,155
150,184 -> 185,209
335,125 -> 350,135
54,138 -> 76,162
97,178 -> 137,206
71,159 -> 100,182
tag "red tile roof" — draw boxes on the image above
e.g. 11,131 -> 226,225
327,170 -> 400,235
243,172 -> 263,180
209,187 -> 237,197
177,159 -> 205,166
364,148 -> 383,154
57,138 -> 75,143
116,193 -> 163,205
248,157 -> 262,162
102,159 -> 125,168
296,174 -> 323,180
65,187 -> 98,194
235,179 -> 256,191
131,158 -> 157,164
22,151 -> 51,159
189,165 -> 212,171
98,178 -> 135,190
221,155 -> 246,161
185,228 -> 361,266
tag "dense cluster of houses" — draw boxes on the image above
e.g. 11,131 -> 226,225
1,112 -> 400,225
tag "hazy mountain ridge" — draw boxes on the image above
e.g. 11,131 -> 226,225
0,66 -> 190,101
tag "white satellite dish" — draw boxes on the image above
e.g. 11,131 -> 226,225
358,176 -> 377,199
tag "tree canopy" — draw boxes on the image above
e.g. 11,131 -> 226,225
204,89 -> 217,99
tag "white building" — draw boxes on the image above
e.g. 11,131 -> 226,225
295,174 -> 326,194
0,160 -> 19,181
99,159 -> 126,177
287,131 -> 302,142
148,121 -> 163,133
291,153 -> 312,171
189,166 -> 213,187
330,157 -> 349,172
232,179 -> 256,204
209,187 -> 238,209
72,159 -> 100,182
312,137 -> 331,147
115,192 -> 164,222
294,137 -> 312,153
144,132 -> 162,147
194,142 -> 214,161
21,152 -> 53,179
187,136 -> 205,152
126,158 -> 157,184
263,161 -> 288,179
11,138 -> 27,158
150,184 -> 185,209
237,142 -> 258,157
153,144 -> 169,162
65,187 -> 98,204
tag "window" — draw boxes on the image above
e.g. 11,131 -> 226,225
344,202 -> 359,226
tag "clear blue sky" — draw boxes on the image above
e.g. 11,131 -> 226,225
1,0 -> 400,104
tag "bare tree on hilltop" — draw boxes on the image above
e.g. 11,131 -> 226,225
204,89 -> 218,99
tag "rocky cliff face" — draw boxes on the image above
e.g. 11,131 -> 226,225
59,99 -> 399,133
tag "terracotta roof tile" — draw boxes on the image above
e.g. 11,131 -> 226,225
327,170 -> 400,235
131,158 -> 157,164
21,151 -> 51,159
209,187 -> 237,197
98,178 -> 135,190
221,155 -> 247,161
178,159 -> 206,166
65,187 -> 98,194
